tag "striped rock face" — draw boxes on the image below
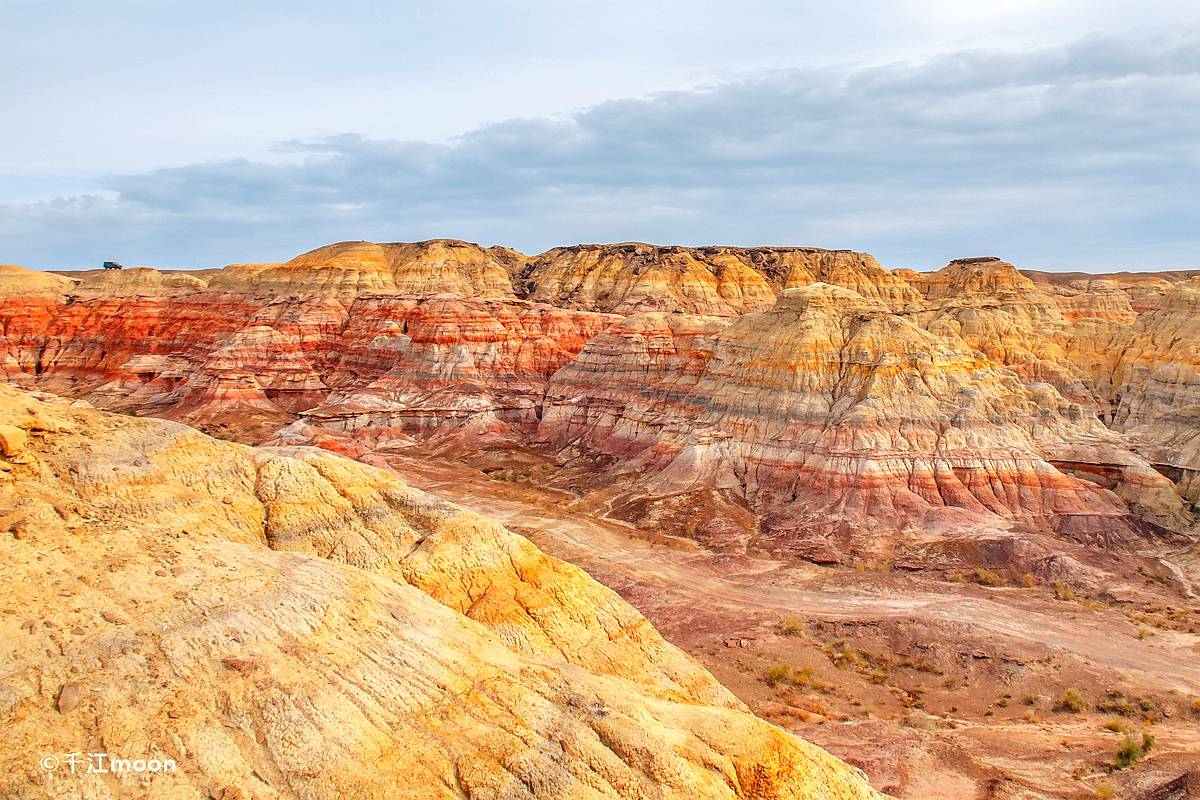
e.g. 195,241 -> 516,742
0,386 -> 881,800
539,283 -> 1185,557
0,244 -> 1195,558
515,243 -> 921,315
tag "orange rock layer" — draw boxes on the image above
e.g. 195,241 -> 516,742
1,243 -> 1196,555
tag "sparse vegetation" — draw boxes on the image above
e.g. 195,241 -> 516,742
1058,687 -> 1086,713
763,663 -> 818,690
1053,581 -> 1075,601
829,642 -> 864,670
1192,697 -> 1200,716
1104,717 -> 1134,734
764,663 -> 791,687
1094,782 -> 1115,799
1096,689 -> 1157,719
973,568 -> 1004,587
1114,731 -> 1155,769
1020,573 -> 1036,588
779,616 -> 804,636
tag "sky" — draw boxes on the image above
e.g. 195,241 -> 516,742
1,0 -> 1198,270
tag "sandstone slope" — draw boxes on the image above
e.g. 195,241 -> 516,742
538,284 -> 1186,556
515,244 -> 920,315
207,240 -> 523,297
0,385 -> 879,799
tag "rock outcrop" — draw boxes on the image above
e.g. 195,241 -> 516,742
0,242 -> 1195,560
515,243 -> 920,315
538,284 -> 1183,556
0,385 -> 879,799
0,264 -> 77,296
208,240 -> 524,297
71,266 -> 208,296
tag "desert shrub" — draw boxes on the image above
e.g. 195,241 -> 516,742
1104,717 -> 1134,733
974,568 -> 1004,586
1058,687 -> 1086,713
1020,573 -> 1036,588
1054,581 -> 1075,601
1094,782 -> 1115,799
1192,697 -> 1200,715
830,644 -> 863,670
1114,732 -> 1154,769
764,664 -> 791,687
779,616 -> 804,636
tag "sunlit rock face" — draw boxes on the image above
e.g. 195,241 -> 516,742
208,239 -> 525,297
514,243 -> 921,315
0,385 -> 881,800
0,244 -> 1196,556
539,283 -> 1185,555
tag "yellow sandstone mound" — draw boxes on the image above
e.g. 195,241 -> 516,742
0,264 -> 77,296
207,240 -> 523,297
0,385 -> 879,800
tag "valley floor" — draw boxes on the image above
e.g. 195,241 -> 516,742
389,453 -> 1200,800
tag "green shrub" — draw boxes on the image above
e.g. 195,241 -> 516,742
1114,732 -> 1154,769
764,664 -> 791,687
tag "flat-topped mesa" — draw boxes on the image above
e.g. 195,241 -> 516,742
907,256 -> 1046,301
0,264 -> 77,296
207,239 -> 524,297
69,266 -> 207,296
514,242 -> 921,315
905,257 -> 1096,402
0,386 -> 880,800
540,283 -> 1184,556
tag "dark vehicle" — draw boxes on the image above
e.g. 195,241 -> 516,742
102,261 -> 124,270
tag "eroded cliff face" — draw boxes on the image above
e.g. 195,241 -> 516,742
538,284 -> 1184,557
207,239 -> 524,297
515,243 -> 920,315
0,386 -> 880,800
1,244 -> 1196,562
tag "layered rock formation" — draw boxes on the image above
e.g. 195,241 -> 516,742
70,266 -> 208,296
0,242 -> 1196,564
516,243 -> 920,315
0,386 -> 879,799
539,284 -> 1184,556
207,239 -> 524,297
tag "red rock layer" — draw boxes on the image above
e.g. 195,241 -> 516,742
0,268 -> 615,442
0,252 -> 1193,554
539,284 -> 1183,554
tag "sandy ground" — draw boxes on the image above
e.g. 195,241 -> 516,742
389,454 -> 1200,800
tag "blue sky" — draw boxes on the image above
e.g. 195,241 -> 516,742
1,1 -> 1198,270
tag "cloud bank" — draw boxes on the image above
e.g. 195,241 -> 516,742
3,31 -> 1197,270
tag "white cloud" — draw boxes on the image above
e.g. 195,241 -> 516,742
1,30 -> 1197,270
